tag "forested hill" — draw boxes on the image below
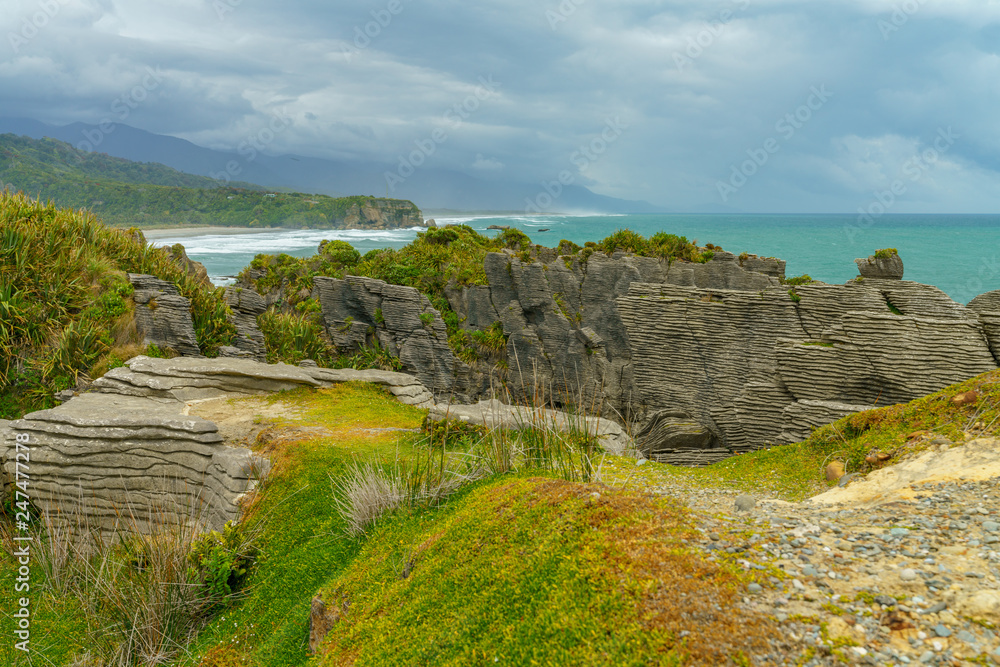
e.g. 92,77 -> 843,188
0,133 -> 423,229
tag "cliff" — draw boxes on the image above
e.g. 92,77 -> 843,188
303,247 -> 1000,464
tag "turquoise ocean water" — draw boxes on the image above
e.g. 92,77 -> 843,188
150,213 -> 1000,304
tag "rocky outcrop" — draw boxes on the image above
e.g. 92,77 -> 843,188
635,410 -> 717,463
0,393 -> 267,536
91,356 -> 436,409
617,279 -> 996,463
855,251 -> 904,280
0,357 -> 449,537
166,243 -> 212,288
967,290 -> 1000,363
312,276 -> 471,398
453,249 -> 784,412
341,198 -> 422,229
129,273 -> 201,357
223,286 -> 267,360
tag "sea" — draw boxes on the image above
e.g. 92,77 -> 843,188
149,213 -> 1000,305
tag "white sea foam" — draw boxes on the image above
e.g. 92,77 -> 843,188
151,227 -> 423,255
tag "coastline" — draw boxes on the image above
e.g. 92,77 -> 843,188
142,226 -> 286,240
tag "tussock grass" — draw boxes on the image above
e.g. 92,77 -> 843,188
1,486 -> 259,667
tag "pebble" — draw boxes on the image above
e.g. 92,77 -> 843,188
646,468 -> 1000,665
932,624 -> 952,637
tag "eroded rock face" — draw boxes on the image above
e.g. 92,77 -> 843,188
967,290 -> 1000,362
635,410 -> 717,463
224,286 -> 267,360
312,276 -> 470,398
129,273 -> 201,357
617,279 -> 996,462
0,357 -> 445,537
0,393 -> 267,536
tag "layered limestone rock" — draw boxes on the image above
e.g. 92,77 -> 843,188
92,356 -> 439,408
223,286 -> 267,360
0,357 -> 451,537
312,276 -> 471,398
0,393 -> 267,536
855,251 -> 904,280
967,290 -> 1000,361
449,249 -> 785,413
129,273 -> 201,357
617,278 -> 997,463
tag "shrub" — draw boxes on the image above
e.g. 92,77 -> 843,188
187,521 -> 257,607
873,248 -> 898,259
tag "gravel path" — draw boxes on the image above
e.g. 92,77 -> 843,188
650,474 -> 1000,665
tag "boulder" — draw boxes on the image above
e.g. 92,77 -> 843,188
0,392 -> 268,536
855,251 -> 904,280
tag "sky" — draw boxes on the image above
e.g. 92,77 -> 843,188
2,0 -> 1000,213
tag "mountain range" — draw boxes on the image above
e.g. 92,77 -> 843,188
0,117 -> 663,214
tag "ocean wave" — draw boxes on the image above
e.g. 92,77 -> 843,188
151,227 -> 423,255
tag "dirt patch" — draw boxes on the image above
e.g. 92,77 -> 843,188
185,396 -> 308,447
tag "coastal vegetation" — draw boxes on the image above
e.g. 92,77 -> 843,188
0,134 -> 421,229
242,225 -> 718,367
0,191 -> 236,418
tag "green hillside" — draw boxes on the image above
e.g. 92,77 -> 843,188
0,134 -> 421,229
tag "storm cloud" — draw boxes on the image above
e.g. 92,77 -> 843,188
3,0 -> 999,212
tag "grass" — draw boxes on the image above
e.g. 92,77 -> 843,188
6,366 -> 1000,664
0,190 -> 236,418
313,477 -> 779,667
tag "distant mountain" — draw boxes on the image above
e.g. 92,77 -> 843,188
0,133 -> 422,229
0,117 -> 663,214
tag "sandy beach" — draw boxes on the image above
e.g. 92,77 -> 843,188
142,226 -> 284,240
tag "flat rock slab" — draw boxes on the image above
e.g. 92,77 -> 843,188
19,393 -> 214,433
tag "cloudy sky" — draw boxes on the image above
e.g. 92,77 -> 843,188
3,0 -> 999,212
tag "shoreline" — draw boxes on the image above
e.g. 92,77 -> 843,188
141,226 -> 290,240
